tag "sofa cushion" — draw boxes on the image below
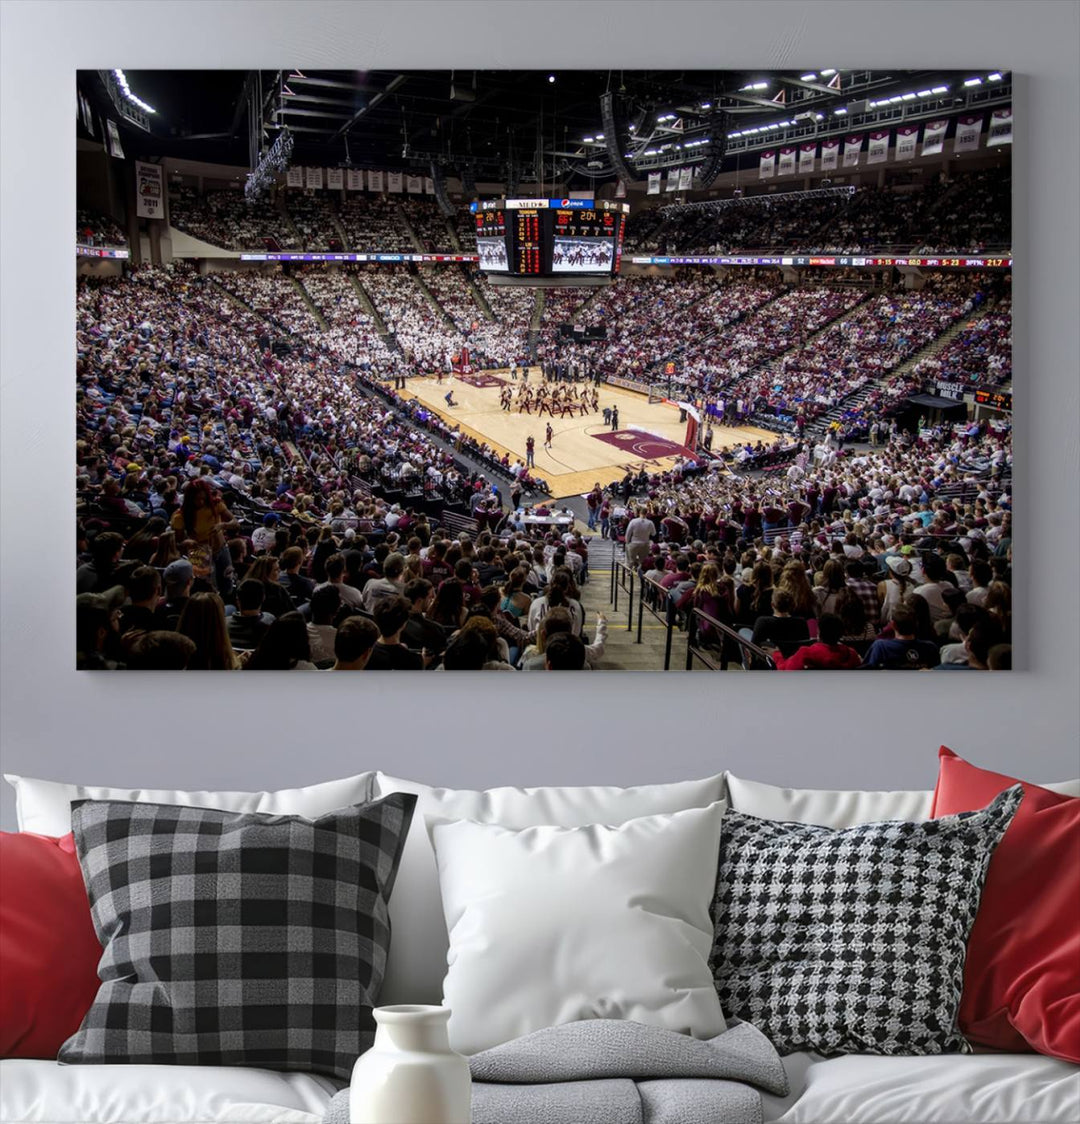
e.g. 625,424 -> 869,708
710,787 -> 1023,1057
932,747 -> 1080,1062
0,832 -> 101,1058
59,795 -> 415,1081
431,802 -> 728,1055
372,771 -> 726,1005
3,772 -> 376,836
723,770 -> 1080,828
0,1058 -> 338,1124
762,1051 -> 1080,1123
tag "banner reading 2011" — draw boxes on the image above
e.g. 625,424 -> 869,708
135,161 -> 164,219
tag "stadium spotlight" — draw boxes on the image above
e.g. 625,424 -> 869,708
548,75 -> 556,83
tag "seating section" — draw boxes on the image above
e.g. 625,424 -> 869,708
169,187 -> 300,250
77,208 -> 127,247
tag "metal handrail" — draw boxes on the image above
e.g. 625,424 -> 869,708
685,608 -> 777,671
637,573 -> 677,670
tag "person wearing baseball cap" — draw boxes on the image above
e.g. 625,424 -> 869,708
155,559 -> 194,632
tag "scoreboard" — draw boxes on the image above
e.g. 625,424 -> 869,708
471,198 -> 629,279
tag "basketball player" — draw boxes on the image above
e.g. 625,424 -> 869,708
526,435 -> 535,467
544,422 -> 554,451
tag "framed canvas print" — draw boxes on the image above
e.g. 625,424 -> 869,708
74,67 -> 1012,672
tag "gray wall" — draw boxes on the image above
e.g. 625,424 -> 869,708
2,2 -> 1078,830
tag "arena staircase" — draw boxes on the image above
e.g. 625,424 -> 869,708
347,273 -> 390,335
462,266 -> 496,321
526,290 -> 545,358
328,208 -> 351,251
291,278 -> 328,330
278,200 -> 304,249
397,205 -> 425,253
411,268 -> 458,330
443,217 -> 463,251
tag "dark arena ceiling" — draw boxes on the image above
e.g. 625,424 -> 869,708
78,68 -> 1011,188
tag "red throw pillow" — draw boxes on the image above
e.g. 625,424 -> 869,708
0,832 -> 102,1057
932,747 -> 1080,1062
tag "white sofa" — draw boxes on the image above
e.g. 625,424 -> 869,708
2,769 -> 1078,1124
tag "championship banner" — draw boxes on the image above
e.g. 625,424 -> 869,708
987,106 -> 1013,147
327,167 -> 344,190
777,147 -> 796,176
424,176 -> 436,194
406,174 -> 423,193
759,150 -> 776,179
921,119 -> 949,157
798,143 -> 817,173
615,179 -> 627,198
134,161 -> 164,219
895,125 -> 919,161
665,169 -> 679,192
647,171 -> 661,195
954,115 -> 983,154
842,135 -> 863,168
368,169 -> 384,192
106,119 -> 125,159
79,91 -> 94,135
820,137 -> 840,170
387,171 -> 404,193
346,169 -> 364,191
305,166 -> 324,190
678,166 -> 692,190
286,166 -> 304,188
867,130 -> 890,164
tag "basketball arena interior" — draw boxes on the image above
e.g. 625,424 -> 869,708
72,66 -> 1015,672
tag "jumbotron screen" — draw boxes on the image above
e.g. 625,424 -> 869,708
470,198 -> 629,278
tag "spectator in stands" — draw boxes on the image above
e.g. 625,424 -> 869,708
775,613 -> 862,670
749,589 -> 811,659
545,632 -> 587,671
125,630 -> 196,671
244,612 -> 317,670
863,607 -> 940,669
119,566 -> 161,635
624,507 -> 655,570
76,588 -> 126,670
172,478 -> 232,546
330,616 -> 380,671
177,592 -> 239,671
305,584 -> 342,664
366,596 -> 425,670
77,532 -> 125,594
227,579 -> 273,651
317,553 -> 364,611
279,545 -> 315,606
362,552 -> 408,613
244,555 -> 296,620
155,558 -> 194,631
429,579 -> 467,631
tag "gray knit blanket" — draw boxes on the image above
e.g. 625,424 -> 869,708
324,1018 -> 788,1124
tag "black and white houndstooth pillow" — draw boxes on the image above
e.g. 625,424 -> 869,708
710,785 -> 1022,1057
59,793 -> 416,1080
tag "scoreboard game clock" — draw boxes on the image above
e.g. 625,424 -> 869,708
471,197 -> 629,283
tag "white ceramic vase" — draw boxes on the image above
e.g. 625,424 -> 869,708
350,1005 -> 471,1124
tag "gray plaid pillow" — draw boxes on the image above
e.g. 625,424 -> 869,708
710,785 -> 1022,1057
59,793 -> 416,1080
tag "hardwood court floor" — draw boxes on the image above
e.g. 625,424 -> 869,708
399,367 -> 775,499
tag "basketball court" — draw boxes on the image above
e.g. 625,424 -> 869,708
398,367 -> 776,498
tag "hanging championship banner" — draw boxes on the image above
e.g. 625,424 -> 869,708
759,150 -> 776,179
954,115 -> 983,153
305,166 -> 324,189
647,171 -> 661,195
79,92 -> 95,135
106,119 -> 125,159
346,169 -> 364,191
615,179 -> 627,198
895,125 -> 919,161
286,166 -> 304,188
987,106 -> 1013,147
820,137 -> 840,170
665,169 -> 679,192
842,135 -> 863,167
798,143 -> 817,173
387,171 -> 404,193
327,168 -> 344,190
678,166 -> 692,190
368,169 -> 384,192
135,161 -> 164,219
867,130 -> 890,164
921,119 -> 949,157
424,176 -> 436,194
777,147 -> 796,176
406,174 -> 423,193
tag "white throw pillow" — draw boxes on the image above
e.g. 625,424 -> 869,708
3,772 -> 376,836
430,802 -> 728,1055
723,771 -> 1080,828
372,772 -> 726,1006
